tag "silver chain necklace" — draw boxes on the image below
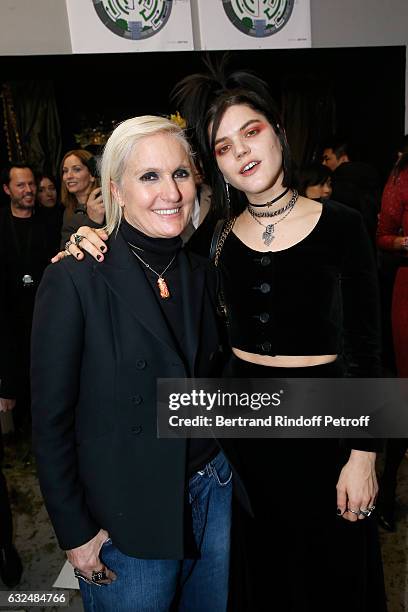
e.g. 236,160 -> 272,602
247,190 -> 296,218
128,242 -> 176,299
247,190 -> 299,247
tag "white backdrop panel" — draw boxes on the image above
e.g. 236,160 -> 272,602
196,0 -> 311,50
66,0 -> 194,53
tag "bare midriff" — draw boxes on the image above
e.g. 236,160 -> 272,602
232,348 -> 338,368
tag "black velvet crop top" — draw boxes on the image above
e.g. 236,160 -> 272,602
188,200 -> 381,377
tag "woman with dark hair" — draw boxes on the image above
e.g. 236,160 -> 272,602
37,174 -> 59,209
36,173 -> 64,252
376,143 -> 408,531
60,69 -> 385,611
59,149 -> 104,248
297,162 -> 333,200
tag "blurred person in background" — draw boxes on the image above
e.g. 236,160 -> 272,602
376,136 -> 408,532
322,138 -> 381,249
36,173 -> 64,253
0,163 -> 53,433
60,149 -> 105,248
297,163 -> 333,201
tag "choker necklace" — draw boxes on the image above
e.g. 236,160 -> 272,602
247,190 -> 299,246
248,190 -> 294,219
128,242 -> 176,299
248,187 -> 289,208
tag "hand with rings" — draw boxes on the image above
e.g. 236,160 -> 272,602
67,529 -> 116,587
52,227 -> 109,264
336,450 -> 378,522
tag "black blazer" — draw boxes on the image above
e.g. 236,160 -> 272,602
31,230 -> 225,559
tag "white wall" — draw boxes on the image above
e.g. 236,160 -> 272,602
0,0 -> 71,55
310,0 -> 408,130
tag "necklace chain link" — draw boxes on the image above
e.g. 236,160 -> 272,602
247,190 -> 299,247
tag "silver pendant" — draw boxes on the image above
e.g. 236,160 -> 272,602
262,224 -> 275,246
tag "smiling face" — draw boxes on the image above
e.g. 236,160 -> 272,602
112,132 -> 196,238
4,167 -> 36,214
212,104 -> 284,204
62,154 -> 94,202
38,177 -> 57,208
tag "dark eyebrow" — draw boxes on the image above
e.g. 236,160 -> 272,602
214,119 -> 261,146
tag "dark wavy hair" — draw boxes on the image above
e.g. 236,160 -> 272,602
297,163 -> 332,197
172,60 -> 292,219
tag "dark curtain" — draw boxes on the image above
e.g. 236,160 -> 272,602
281,74 -> 336,170
9,80 -> 62,176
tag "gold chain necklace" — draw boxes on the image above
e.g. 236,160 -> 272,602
128,243 -> 176,299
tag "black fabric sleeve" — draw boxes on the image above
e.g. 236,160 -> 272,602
31,262 -> 100,549
340,211 -> 383,452
341,211 -> 381,378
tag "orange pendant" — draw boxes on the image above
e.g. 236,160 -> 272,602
157,276 -> 170,299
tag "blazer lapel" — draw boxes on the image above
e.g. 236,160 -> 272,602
96,232 -> 179,356
178,251 -> 206,375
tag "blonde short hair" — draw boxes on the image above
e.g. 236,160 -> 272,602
101,115 -> 193,235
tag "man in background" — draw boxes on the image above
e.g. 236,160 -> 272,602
322,139 -> 381,248
0,163 -> 52,433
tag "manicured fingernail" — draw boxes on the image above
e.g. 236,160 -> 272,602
97,254 -> 102,261
336,508 -> 342,515
100,245 -> 106,252
76,253 -> 81,258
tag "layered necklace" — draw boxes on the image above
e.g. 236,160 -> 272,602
247,189 -> 299,247
128,242 -> 175,299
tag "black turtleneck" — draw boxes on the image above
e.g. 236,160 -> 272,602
120,219 -> 185,358
119,220 -> 218,475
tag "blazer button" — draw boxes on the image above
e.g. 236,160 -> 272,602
131,425 -> 142,435
260,283 -> 271,294
132,394 -> 143,405
136,360 -> 147,370
261,256 -> 271,266
261,341 -> 272,352
259,312 -> 270,323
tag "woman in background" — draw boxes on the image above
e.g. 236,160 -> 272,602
297,162 -> 333,201
376,141 -> 408,531
36,173 -> 64,252
60,149 -> 104,248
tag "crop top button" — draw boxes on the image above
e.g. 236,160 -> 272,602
259,312 -> 270,323
261,256 -> 271,266
261,341 -> 272,352
260,283 -> 271,294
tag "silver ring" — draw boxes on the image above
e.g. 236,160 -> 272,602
74,568 -> 92,585
92,569 -> 107,583
73,233 -> 84,246
64,240 -> 72,255
348,508 -> 360,516
360,508 -> 370,517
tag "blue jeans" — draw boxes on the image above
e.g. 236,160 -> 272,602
80,451 -> 232,611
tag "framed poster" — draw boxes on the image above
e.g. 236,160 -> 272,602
66,0 -> 194,53
196,0 -> 311,50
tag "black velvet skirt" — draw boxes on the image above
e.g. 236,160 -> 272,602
225,355 -> 387,612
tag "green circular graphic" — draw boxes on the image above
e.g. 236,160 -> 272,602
93,0 -> 172,40
223,0 -> 294,37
